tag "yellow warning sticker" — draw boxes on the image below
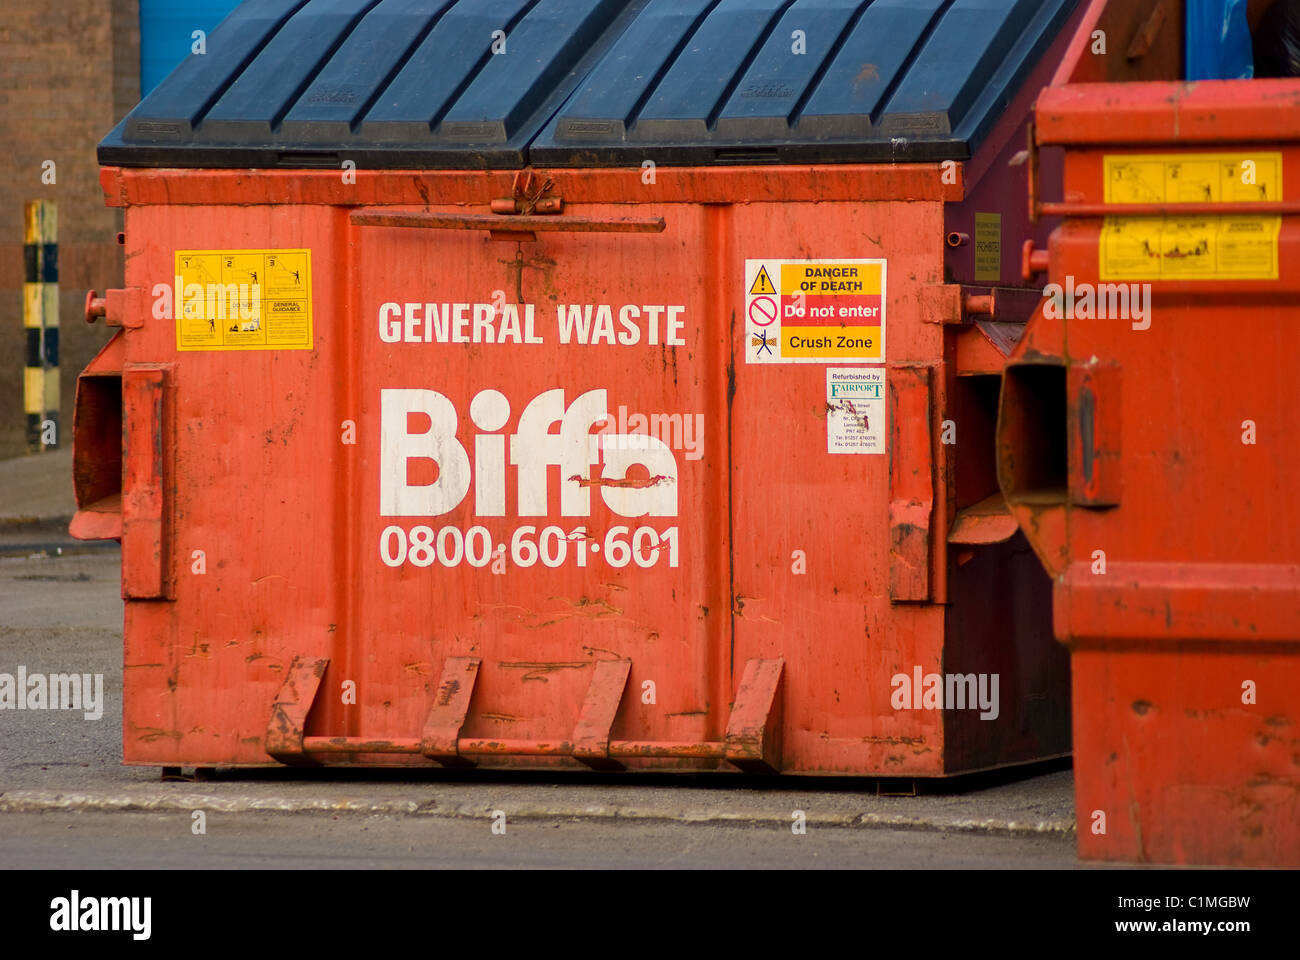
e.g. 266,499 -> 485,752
1100,152 -> 1283,281
974,213 -> 1001,282
780,326 -> 883,358
749,266 -> 776,295
1100,216 -> 1280,281
745,259 -> 886,364
174,249 -> 313,351
779,262 -> 883,296
1104,152 -> 1283,204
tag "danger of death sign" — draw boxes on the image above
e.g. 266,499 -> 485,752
744,259 -> 886,364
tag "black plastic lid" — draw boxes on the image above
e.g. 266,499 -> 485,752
100,0 -> 1078,170
99,0 -> 639,169
534,0 -> 1080,165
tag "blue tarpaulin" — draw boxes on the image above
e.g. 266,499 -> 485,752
1186,0 -> 1255,79
139,0 -> 242,97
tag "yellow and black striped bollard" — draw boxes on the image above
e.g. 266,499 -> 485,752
23,200 -> 58,451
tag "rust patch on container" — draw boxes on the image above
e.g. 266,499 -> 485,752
135,727 -> 182,743
568,473 -> 674,489
557,596 -> 623,617
838,399 -> 871,432
500,661 -> 592,682
421,657 -> 480,766
436,678 -> 460,706
264,656 -> 329,764
581,645 -> 626,660
854,63 -> 881,85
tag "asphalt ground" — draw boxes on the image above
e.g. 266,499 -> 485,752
0,809 -> 1087,869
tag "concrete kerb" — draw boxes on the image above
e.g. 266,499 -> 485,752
0,789 -> 1075,837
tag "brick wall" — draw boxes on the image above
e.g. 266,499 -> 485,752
0,0 -> 139,460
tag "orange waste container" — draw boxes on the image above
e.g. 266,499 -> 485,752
1003,0 -> 1300,864
79,0 -> 1085,776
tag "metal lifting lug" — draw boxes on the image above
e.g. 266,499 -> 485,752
84,288 -> 140,328
492,169 -> 562,216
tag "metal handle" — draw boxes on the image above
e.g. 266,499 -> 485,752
84,290 -> 106,324
1040,201 -> 1300,217
1022,240 -> 1050,280
122,366 -> 171,599
888,365 -> 935,602
1025,105 -> 1298,221
267,655 -> 786,773
350,208 -> 666,235
1069,362 -> 1122,508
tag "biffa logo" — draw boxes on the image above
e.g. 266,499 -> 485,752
381,388 -> 679,519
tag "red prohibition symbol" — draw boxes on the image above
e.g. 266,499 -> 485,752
748,295 -> 778,326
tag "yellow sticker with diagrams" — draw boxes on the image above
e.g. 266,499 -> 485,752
174,249 -> 313,351
1100,152 -> 1282,281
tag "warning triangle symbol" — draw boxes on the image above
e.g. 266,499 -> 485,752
749,266 -> 776,295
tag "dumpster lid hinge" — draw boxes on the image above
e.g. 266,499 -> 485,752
492,169 -> 561,217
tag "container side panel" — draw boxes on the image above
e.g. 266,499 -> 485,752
730,200 -> 954,774
121,204 -> 347,765
1073,647 -> 1300,866
1054,219 -> 1300,570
